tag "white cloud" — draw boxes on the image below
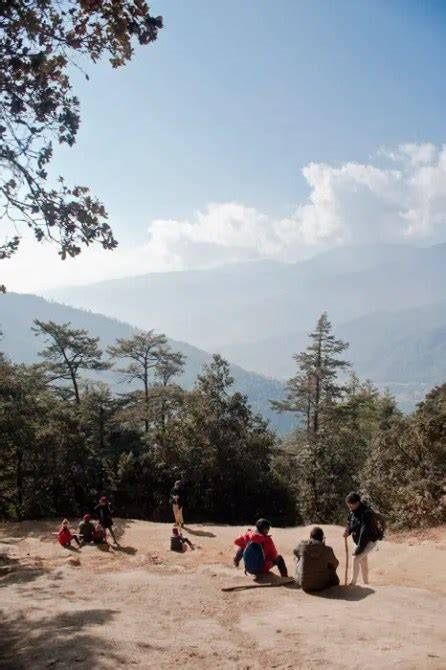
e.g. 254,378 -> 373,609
3,142 -> 446,291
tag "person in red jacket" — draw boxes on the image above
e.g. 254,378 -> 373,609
57,519 -> 81,548
233,518 -> 288,577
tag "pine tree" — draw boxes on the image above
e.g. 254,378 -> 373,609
33,320 -> 108,404
272,313 -> 351,522
272,312 -> 349,440
108,331 -> 184,434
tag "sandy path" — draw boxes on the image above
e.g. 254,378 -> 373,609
0,520 -> 445,669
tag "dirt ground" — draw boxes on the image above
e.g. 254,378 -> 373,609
0,520 -> 445,670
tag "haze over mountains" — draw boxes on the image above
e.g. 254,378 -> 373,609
0,293 -> 293,435
41,243 -> 446,411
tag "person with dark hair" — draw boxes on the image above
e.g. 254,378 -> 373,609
95,496 -> 117,545
170,480 -> 185,528
79,514 -> 95,544
170,526 -> 194,553
343,492 -> 380,585
233,518 -> 288,577
294,527 -> 339,591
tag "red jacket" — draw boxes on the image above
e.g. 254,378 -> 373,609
234,529 -> 278,573
58,527 -> 75,546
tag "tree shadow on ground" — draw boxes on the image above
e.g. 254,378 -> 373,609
305,585 -> 375,601
0,553 -> 48,589
0,607 -> 121,670
182,525 -> 216,538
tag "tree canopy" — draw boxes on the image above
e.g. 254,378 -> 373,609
0,1 -> 163,287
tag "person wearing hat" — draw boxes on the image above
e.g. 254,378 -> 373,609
233,519 -> 288,577
94,496 -> 117,544
79,513 -> 96,544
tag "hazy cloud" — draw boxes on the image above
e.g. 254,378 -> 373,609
3,142 -> 446,291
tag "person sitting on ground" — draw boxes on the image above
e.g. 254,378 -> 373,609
79,514 -> 96,544
95,496 -> 117,544
343,492 -> 380,585
170,526 -> 195,553
294,526 -> 339,591
233,518 -> 288,577
93,522 -> 107,544
58,519 -> 80,548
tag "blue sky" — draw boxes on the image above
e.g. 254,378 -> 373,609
5,0 -> 446,289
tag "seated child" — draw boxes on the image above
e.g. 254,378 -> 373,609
93,522 -> 107,544
79,514 -> 96,543
58,519 -> 80,548
170,526 -> 194,553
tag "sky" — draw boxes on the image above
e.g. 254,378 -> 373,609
3,0 -> 446,291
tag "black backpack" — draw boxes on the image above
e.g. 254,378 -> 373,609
370,508 -> 386,540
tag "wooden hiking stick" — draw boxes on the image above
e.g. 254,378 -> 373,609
344,536 -> 349,586
222,578 -> 295,593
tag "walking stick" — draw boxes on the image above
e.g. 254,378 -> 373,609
344,536 -> 349,586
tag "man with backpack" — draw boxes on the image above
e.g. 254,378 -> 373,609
343,492 -> 384,585
294,527 -> 339,591
233,519 -> 288,577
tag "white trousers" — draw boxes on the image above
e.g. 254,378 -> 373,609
351,541 -> 377,585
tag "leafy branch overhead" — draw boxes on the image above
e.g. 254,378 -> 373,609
0,1 -> 163,264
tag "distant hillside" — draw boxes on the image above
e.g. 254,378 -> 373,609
43,243 -> 446,352
0,293 -> 295,436
221,301 -> 446,410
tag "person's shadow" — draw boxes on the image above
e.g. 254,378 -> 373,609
306,585 -> 375,601
111,545 -> 137,555
182,526 -> 216,538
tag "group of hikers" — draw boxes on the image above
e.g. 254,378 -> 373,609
232,492 -> 384,589
57,496 -> 117,548
57,484 -> 384,589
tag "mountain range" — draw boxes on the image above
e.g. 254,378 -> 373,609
0,292 -> 294,435
40,242 -> 446,411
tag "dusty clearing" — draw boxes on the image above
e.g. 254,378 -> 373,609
0,520 -> 445,669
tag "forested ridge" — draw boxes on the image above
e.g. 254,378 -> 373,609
1,312 -> 444,529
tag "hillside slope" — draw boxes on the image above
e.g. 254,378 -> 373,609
1,520 -> 445,669
220,301 -> 446,409
0,293 -> 294,435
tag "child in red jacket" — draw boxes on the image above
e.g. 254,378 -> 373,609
58,519 -> 81,548
233,518 -> 288,576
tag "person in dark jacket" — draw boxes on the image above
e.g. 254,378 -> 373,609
170,526 -> 194,552
294,527 -> 339,591
170,480 -> 185,528
95,497 -> 117,544
79,514 -> 95,544
343,492 -> 379,585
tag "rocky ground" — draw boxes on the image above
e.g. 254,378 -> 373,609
0,520 -> 445,669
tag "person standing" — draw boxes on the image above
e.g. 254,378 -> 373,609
294,527 -> 339,591
95,496 -> 117,545
343,492 -> 380,585
170,480 -> 185,528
